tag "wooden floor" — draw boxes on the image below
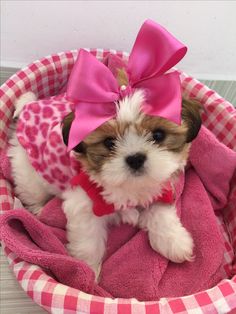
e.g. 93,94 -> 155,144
0,248 -> 46,314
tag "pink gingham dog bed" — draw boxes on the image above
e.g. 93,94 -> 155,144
1,49 -> 236,313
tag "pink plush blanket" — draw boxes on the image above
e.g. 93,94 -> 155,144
1,126 -> 236,301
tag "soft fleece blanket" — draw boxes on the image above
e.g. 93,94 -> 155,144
0,126 -> 236,301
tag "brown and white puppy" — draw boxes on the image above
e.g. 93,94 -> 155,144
9,87 -> 201,279
61,89 -> 201,276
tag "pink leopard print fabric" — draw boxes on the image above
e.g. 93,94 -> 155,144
17,93 -> 79,192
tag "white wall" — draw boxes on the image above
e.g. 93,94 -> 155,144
1,0 -> 236,80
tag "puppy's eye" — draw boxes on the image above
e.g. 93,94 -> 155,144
103,137 -> 116,150
152,129 -> 166,142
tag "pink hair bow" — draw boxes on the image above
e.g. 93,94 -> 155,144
67,20 -> 187,150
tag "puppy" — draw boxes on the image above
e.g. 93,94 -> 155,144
8,86 -> 201,279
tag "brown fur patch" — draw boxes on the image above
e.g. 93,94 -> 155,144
77,120 -> 120,172
140,115 -> 188,152
140,98 -> 202,150
181,98 -> 202,142
61,112 -> 74,146
117,68 -> 129,87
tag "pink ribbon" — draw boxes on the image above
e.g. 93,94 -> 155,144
67,20 -> 187,150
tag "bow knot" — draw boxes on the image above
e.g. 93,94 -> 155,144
119,84 -> 133,99
66,20 -> 187,150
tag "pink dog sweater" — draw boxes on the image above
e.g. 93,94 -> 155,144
17,94 -> 76,192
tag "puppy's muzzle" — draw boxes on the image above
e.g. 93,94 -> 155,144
125,153 -> 146,171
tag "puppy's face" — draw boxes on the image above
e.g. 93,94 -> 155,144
62,90 -> 201,191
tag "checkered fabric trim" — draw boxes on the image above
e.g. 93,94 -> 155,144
1,49 -> 236,313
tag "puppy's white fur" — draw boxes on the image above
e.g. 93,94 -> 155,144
9,91 -> 194,279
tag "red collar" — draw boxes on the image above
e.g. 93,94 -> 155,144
71,171 -> 174,217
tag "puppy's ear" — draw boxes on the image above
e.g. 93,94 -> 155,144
181,99 -> 202,143
61,112 -> 86,153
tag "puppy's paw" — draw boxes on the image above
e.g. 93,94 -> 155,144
120,208 -> 140,226
149,226 -> 194,263
93,263 -> 102,282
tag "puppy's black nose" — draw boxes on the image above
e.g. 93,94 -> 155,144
125,153 -> 146,170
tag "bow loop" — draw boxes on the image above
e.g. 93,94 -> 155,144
128,20 -> 187,84
67,49 -> 119,103
140,72 -> 182,124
